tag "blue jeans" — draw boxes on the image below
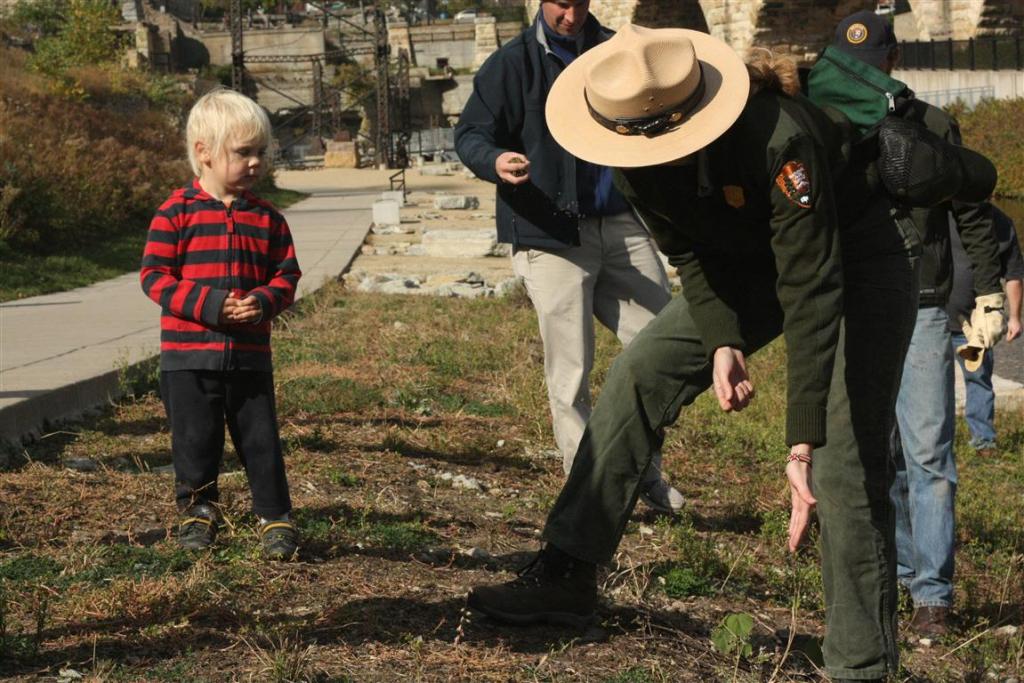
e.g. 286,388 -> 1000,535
891,306 -> 957,608
951,331 -> 997,449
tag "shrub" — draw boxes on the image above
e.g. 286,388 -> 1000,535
0,47 -> 191,252
951,98 -> 1024,199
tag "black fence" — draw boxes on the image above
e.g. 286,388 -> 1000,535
899,36 -> 1024,71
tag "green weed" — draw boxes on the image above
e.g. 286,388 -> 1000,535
656,517 -> 727,598
328,469 -> 361,487
116,354 -> 160,399
72,545 -> 193,585
293,510 -> 341,544
0,554 -> 63,583
360,520 -> 438,553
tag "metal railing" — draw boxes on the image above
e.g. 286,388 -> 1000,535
915,85 -> 996,108
390,168 -> 407,203
398,127 -> 456,156
899,36 -> 1023,71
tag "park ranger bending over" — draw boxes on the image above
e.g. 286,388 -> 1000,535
468,25 -> 929,683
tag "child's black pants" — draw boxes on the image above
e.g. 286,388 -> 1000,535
160,369 -> 291,518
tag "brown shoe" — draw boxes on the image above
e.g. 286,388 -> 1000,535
975,447 -> 997,458
467,545 -> 597,628
910,606 -> 949,637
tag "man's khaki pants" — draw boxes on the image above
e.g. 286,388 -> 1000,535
511,211 -> 671,476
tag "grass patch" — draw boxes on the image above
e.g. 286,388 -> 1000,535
278,376 -> 384,415
0,555 -> 62,583
72,545 -> 194,585
2,286 -> 1020,680
257,185 -> 308,211
0,232 -> 147,302
604,668 -> 657,683
359,520 -> 438,553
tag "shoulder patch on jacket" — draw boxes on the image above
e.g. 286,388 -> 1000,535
775,160 -> 812,208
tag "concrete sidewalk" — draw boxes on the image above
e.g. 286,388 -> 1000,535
0,169 -> 390,443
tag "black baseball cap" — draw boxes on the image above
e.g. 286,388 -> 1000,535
834,10 -> 898,64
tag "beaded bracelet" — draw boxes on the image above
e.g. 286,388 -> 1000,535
786,451 -> 812,465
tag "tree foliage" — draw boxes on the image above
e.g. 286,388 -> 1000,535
19,0 -> 126,88
9,0 -> 69,37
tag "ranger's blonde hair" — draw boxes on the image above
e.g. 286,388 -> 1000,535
186,88 -> 272,177
745,48 -> 801,97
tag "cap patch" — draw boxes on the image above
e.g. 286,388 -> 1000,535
846,22 -> 868,45
776,160 -> 811,208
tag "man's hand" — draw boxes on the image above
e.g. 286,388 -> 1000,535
495,152 -> 530,185
712,346 -> 754,412
786,446 -> 817,552
219,295 -> 262,325
1008,316 -> 1021,342
970,292 -> 1007,348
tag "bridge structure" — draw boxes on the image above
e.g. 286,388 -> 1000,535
524,0 -> 1024,62
224,0 -> 411,168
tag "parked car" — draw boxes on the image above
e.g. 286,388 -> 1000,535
454,8 -> 478,22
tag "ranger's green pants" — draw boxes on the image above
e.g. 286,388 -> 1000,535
543,250 -> 919,681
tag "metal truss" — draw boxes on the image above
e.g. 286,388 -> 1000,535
225,2 -> 409,168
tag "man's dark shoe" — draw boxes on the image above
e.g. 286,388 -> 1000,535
260,520 -> 299,561
467,545 -> 597,628
910,605 -> 949,637
178,504 -> 218,550
975,447 -> 997,458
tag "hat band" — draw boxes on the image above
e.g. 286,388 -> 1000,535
585,64 -> 706,138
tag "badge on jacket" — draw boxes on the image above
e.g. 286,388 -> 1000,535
776,160 -> 812,208
723,185 -> 746,209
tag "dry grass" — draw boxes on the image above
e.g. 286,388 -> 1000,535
1,283 -> 1021,681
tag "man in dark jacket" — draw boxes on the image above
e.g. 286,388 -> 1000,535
948,206 -> 1023,453
807,10 -> 1006,637
454,0 -> 683,511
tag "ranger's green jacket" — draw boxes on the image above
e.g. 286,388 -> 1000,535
807,46 -> 1002,307
615,89 -> 850,446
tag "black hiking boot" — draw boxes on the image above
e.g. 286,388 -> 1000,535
467,545 -> 597,628
260,519 -> 299,561
178,504 -> 218,550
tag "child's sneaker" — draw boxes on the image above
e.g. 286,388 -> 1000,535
178,504 -> 218,550
260,520 -> 298,561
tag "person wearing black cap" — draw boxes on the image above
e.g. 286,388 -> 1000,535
807,9 -> 1006,638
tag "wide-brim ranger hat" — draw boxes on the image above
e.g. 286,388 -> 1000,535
546,24 -> 750,168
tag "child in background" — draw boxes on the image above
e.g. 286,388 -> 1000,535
140,89 -> 302,560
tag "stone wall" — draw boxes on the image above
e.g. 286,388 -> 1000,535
202,27 -> 325,73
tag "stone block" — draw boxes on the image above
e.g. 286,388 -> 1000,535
380,190 -> 407,205
419,164 -> 453,176
372,199 -> 401,227
420,229 -> 497,258
324,140 -> 359,168
433,195 -> 480,210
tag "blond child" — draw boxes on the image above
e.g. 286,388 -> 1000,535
140,89 -> 301,559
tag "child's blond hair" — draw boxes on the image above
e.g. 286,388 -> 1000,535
186,88 -> 272,177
